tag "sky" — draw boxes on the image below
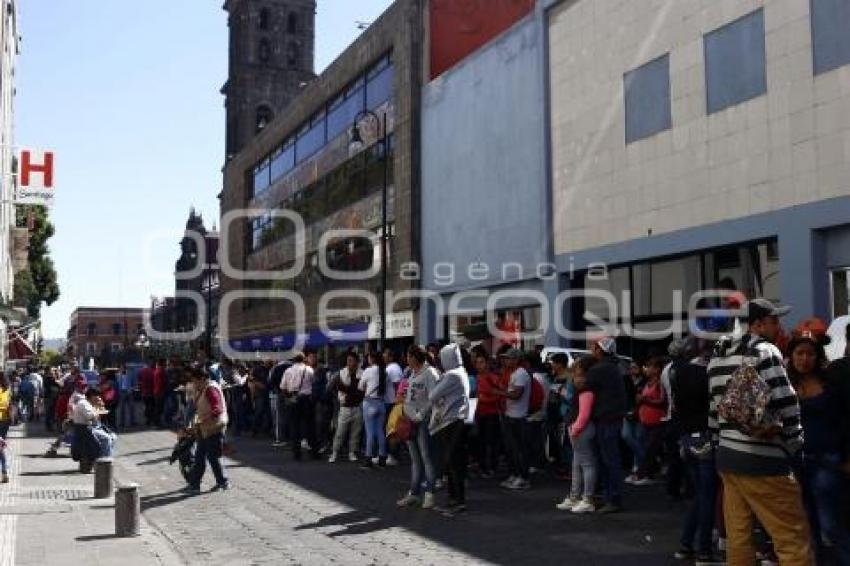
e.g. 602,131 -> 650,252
16,0 -> 393,339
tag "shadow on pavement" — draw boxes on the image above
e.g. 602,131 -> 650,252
75,533 -> 125,542
135,456 -> 171,467
19,469 -> 79,477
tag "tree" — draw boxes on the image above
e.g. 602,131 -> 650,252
38,348 -> 63,368
15,206 -> 60,318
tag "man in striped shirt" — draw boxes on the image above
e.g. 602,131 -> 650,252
707,299 -> 812,566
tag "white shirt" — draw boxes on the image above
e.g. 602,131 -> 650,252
358,365 -> 395,404
386,362 -> 403,395
281,363 -> 314,396
72,398 -> 97,425
505,368 -> 531,419
660,362 -> 674,422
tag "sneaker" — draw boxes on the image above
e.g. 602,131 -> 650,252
386,455 -> 399,467
556,497 -> 580,511
596,503 -> 622,514
272,441 -> 285,447
421,492 -> 435,509
348,452 -> 358,462
211,482 -> 230,492
181,485 -> 201,496
396,493 -> 421,507
500,476 -> 517,489
371,457 -> 381,466
673,546 -> 695,560
570,500 -> 595,514
624,474 -> 639,485
506,477 -> 530,490
434,477 -> 445,490
632,477 -> 655,486
328,453 -> 338,463
440,503 -> 467,517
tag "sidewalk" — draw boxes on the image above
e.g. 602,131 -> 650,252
0,422 -> 182,566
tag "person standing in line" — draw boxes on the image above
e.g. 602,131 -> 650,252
0,374 -> 13,483
139,360 -> 155,427
328,351 -> 364,463
152,359 -> 167,428
708,299 -> 812,565
281,353 -> 317,460
383,349 -> 404,467
268,358 -> 290,447
44,367 -> 62,432
586,337 -> 628,514
494,348 -> 532,491
428,344 -> 470,516
473,350 -> 503,479
358,351 -> 388,468
397,345 -> 440,509
557,356 -> 597,514
183,367 -> 229,494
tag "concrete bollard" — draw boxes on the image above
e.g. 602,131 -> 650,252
115,483 -> 140,537
94,458 -> 114,499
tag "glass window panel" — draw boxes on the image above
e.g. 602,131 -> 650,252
624,54 -> 672,143
650,256 -> 701,315
812,0 -> 850,75
367,63 -> 394,110
296,117 -> 326,162
584,267 -> 629,321
704,9 -> 767,114
253,161 -> 270,196
270,142 -> 295,182
327,86 -> 365,141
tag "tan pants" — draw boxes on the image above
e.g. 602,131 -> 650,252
720,471 -> 813,566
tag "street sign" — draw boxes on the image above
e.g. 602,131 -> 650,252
15,149 -> 55,207
367,311 -> 415,340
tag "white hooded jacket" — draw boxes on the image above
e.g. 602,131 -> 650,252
428,344 -> 470,435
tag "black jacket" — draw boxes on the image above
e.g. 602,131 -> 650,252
586,356 -> 627,422
670,358 -> 710,435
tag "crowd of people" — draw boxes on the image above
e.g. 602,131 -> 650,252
0,297 -> 848,564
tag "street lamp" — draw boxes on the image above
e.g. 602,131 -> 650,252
350,110 -> 389,351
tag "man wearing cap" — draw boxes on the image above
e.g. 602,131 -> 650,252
707,299 -> 812,565
586,337 -> 628,514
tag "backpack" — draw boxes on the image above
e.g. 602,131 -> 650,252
717,357 -> 777,435
528,376 -> 545,414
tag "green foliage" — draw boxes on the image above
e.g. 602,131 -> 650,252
15,206 -> 60,318
38,348 -> 63,367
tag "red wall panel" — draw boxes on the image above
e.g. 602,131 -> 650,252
430,0 -> 535,80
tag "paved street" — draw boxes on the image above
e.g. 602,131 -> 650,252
3,421 -> 688,565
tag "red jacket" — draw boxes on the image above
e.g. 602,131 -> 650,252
139,367 -> 154,397
638,379 -> 667,426
152,368 -> 166,397
476,371 -> 503,416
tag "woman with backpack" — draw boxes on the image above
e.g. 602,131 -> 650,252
787,325 -> 850,564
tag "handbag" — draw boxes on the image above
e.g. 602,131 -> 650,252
386,403 -> 412,442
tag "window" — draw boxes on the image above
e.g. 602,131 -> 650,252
270,140 -> 295,183
111,343 -> 122,353
624,54 -> 672,143
258,38 -> 271,63
366,59 -> 394,110
253,158 -> 271,196
286,42 -> 299,68
295,112 -> 326,162
256,105 -> 273,133
86,343 -> 96,355
327,81 -> 365,141
287,12 -> 298,34
704,9 -> 767,114
259,7 -> 270,30
86,323 -> 97,337
112,323 -> 122,336
812,0 -> 850,75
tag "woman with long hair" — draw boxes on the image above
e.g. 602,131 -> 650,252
358,351 -> 388,468
787,329 -> 850,564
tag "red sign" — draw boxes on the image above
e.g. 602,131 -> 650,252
430,0 -> 535,80
20,149 -> 54,188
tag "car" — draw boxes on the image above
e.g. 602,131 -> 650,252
540,346 -> 633,370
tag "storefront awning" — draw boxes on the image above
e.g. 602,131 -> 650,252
229,322 -> 369,353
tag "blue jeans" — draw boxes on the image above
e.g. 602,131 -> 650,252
189,432 -> 227,488
800,453 -> 850,563
680,442 -> 718,554
621,417 -> 644,471
362,398 -> 387,458
595,419 -> 624,506
117,391 -> 136,428
408,422 -> 435,494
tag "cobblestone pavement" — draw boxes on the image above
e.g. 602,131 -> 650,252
111,424 -> 683,566
5,421 -> 686,565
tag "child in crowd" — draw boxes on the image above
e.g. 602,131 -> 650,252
556,356 -> 597,514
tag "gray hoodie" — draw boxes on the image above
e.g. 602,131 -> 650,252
428,344 -> 470,435
404,363 -> 439,423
